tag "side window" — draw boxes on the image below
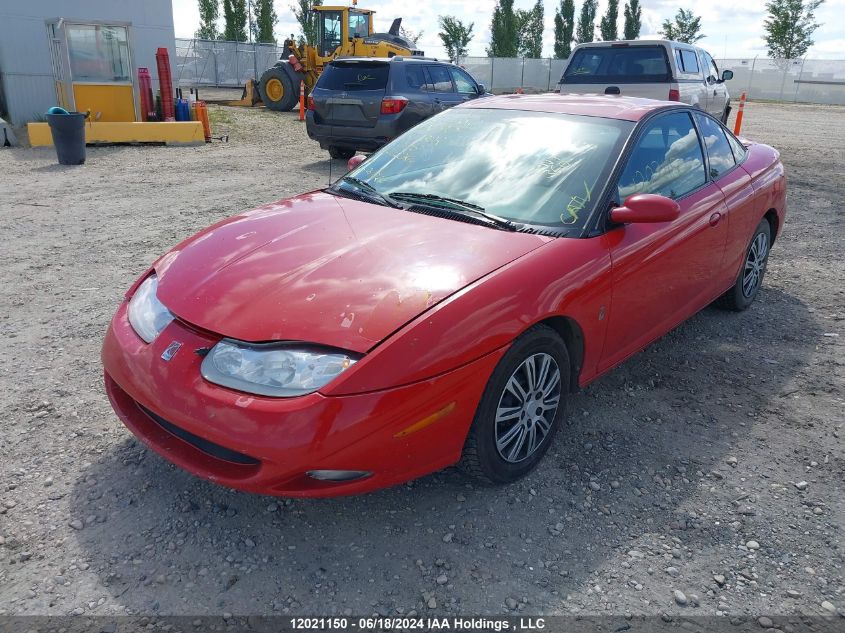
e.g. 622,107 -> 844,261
679,49 -> 700,74
726,131 -> 747,162
427,65 -> 454,92
618,112 -> 706,201
693,112 -> 736,178
405,65 -> 428,90
450,67 -> 477,93
702,52 -> 719,83
348,13 -> 369,38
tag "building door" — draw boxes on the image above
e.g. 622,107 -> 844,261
48,22 -> 74,111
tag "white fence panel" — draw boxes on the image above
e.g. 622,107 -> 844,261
174,40 -> 845,106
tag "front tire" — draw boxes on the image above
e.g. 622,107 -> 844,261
460,325 -> 569,484
715,218 -> 771,311
258,66 -> 298,112
721,100 -> 732,124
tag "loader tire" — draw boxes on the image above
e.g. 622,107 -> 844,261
258,67 -> 298,112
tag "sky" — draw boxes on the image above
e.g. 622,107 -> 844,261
171,0 -> 845,60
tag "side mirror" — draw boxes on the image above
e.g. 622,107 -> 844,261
721,69 -> 734,81
611,194 -> 680,224
477,83 -> 486,95
347,154 -> 366,171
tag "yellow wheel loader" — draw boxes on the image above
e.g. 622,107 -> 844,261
240,5 -> 423,112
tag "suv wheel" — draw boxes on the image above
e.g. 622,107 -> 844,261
328,146 -> 356,160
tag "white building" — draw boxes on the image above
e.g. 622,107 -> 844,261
0,0 -> 176,126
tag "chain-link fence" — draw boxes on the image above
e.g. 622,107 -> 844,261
175,38 -> 285,87
175,39 -> 845,106
717,57 -> 845,105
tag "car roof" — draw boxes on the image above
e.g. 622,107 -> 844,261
331,56 -> 445,65
573,39 -> 699,49
459,93 -> 677,122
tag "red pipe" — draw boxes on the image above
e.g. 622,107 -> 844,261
156,47 -> 175,122
138,68 -> 155,122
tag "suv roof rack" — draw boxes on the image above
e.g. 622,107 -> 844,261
392,55 -> 440,62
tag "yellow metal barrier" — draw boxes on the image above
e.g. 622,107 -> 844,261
72,84 -> 136,122
27,121 -> 206,147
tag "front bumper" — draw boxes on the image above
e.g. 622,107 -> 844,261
101,300 -> 503,497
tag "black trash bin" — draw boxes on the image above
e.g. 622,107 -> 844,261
46,112 -> 87,165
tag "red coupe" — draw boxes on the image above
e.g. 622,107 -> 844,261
102,95 -> 786,497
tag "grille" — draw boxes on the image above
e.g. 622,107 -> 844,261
138,405 -> 260,466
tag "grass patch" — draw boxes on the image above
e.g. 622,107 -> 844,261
208,106 -> 235,126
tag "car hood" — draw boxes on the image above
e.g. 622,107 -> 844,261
155,192 -> 549,353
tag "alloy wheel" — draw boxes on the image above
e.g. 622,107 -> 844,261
742,232 -> 769,298
495,353 -> 561,463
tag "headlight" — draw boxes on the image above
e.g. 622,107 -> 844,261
201,339 -> 360,397
127,275 -> 175,343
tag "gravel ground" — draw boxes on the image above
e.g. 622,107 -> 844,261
0,101 -> 842,620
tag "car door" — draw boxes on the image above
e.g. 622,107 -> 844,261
401,63 -> 437,122
701,51 -> 727,118
692,111 -> 756,290
449,66 -> 483,103
599,110 -> 729,373
425,65 -> 461,111
674,47 -> 707,110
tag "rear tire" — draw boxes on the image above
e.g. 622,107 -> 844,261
258,66 -> 298,112
328,146 -> 356,160
460,325 -> 569,485
715,218 -> 771,311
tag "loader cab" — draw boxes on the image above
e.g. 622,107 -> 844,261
315,6 -> 374,58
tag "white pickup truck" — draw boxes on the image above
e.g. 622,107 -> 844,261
557,40 -> 734,123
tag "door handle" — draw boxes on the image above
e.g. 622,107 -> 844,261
713,90 -> 718,96
709,211 -> 722,227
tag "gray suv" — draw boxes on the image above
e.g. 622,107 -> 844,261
306,56 -> 487,159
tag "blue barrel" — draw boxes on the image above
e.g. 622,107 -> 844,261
46,112 -> 86,165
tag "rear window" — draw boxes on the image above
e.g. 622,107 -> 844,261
318,62 -> 389,91
562,45 -> 670,84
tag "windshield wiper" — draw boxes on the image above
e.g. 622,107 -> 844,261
388,192 -> 516,231
331,177 -> 401,208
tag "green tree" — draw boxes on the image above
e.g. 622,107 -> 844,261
553,0 -> 575,58
623,0 -> 642,39
516,0 -> 544,58
438,16 -> 474,62
292,0 -> 322,46
599,0 -> 619,41
659,8 -> 704,43
487,0 -> 518,57
763,0 -> 824,59
195,0 -> 220,40
575,0 -> 598,43
222,0 -> 248,41
253,0 -> 277,43
400,27 -> 424,46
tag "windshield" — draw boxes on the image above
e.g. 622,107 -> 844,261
563,46 -> 670,84
347,108 -> 632,229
